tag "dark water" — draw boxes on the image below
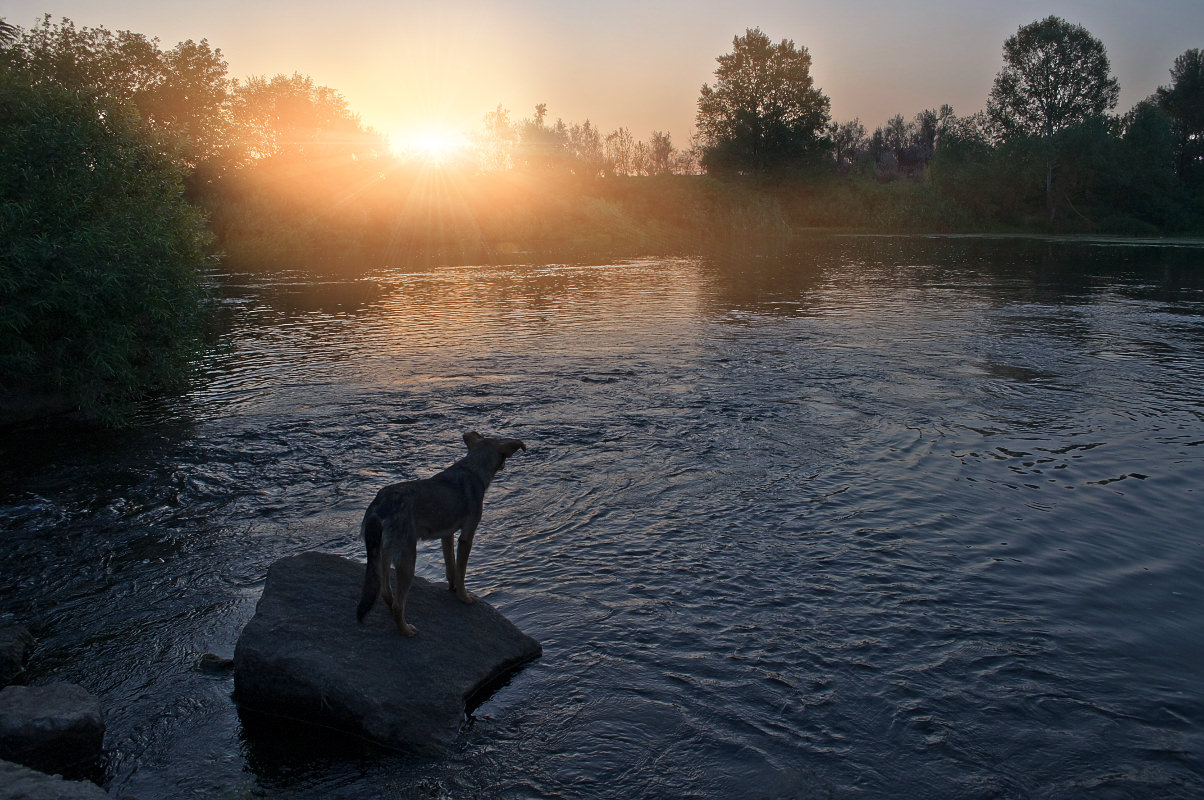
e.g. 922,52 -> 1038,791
2,236 -> 1203,798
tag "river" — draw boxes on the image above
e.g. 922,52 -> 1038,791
1,235 -> 1202,798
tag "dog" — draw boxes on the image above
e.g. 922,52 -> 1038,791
356,431 -> 526,636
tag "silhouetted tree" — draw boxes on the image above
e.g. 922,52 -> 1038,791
987,16 -> 1119,220
828,118 -> 866,171
696,27 -> 830,175
911,108 -> 938,164
1156,49 -> 1204,191
883,114 -> 911,169
1112,99 -> 1188,229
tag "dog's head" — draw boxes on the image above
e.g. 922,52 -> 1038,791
464,431 -> 526,470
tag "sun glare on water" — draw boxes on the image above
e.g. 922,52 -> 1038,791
389,126 -> 469,165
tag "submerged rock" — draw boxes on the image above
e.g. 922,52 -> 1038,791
233,551 -> 541,754
195,653 -> 234,675
0,683 -> 104,778
0,759 -> 106,800
0,626 -> 34,687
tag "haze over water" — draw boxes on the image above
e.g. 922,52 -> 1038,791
1,236 -> 1202,797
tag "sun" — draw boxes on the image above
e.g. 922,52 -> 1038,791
389,125 -> 469,165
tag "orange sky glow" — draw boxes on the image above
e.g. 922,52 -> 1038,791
6,1 -> 1204,156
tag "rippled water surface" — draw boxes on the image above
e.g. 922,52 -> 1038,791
2,236 -> 1203,798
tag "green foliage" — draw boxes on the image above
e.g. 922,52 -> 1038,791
697,28 -> 830,175
0,19 -> 18,48
985,16 -> 1121,221
987,16 -> 1120,141
1157,49 -> 1204,191
0,69 -> 212,422
3,15 -> 233,170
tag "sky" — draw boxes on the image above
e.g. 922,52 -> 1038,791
5,1 -> 1203,152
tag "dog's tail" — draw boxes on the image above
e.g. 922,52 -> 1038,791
356,511 -> 384,623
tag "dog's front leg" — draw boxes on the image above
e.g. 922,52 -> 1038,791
455,521 -> 478,605
441,535 -> 458,593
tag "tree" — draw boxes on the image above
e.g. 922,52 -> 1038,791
0,18 -> 18,48
514,105 -> 569,171
828,118 -> 866,171
4,16 -> 234,171
645,131 -> 675,175
0,68 -> 211,421
696,27 -> 830,175
1156,49 -> 1204,190
232,72 -> 381,163
606,127 -> 637,175
568,119 -> 606,176
987,16 -> 1119,140
883,114 -> 909,162
987,16 -> 1120,220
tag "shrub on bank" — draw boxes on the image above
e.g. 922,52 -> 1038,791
0,71 -> 212,423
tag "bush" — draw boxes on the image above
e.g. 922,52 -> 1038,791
0,70 -> 212,423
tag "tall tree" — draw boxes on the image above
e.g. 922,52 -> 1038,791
1156,48 -> 1204,190
986,16 -> 1120,220
696,27 -> 830,175
5,16 -> 233,170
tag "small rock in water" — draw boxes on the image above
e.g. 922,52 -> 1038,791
0,683 -> 105,778
233,551 -> 542,753
196,653 -> 235,675
0,758 -> 107,800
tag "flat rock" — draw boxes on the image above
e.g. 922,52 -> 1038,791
0,684 -> 104,778
0,759 -> 107,800
0,627 -> 34,687
233,551 -> 541,754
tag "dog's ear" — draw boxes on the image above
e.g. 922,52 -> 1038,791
498,439 -> 526,458
464,431 -> 484,449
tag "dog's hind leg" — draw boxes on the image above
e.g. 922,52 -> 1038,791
441,535 -> 458,593
391,539 -> 419,637
357,512 -> 384,622
378,551 -> 394,610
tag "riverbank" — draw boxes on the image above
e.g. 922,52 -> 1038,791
200,170 -> 1204,273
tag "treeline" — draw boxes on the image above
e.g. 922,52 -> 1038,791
797,96 -> 1198,235
477,103 -> 698,176
695,23 -> 1203,235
